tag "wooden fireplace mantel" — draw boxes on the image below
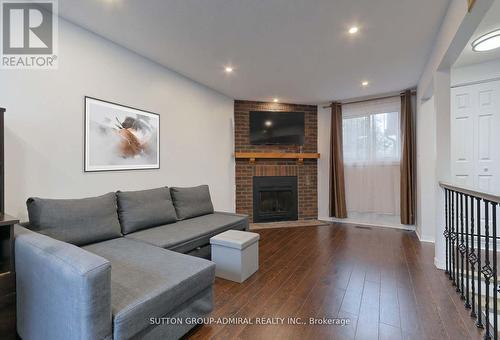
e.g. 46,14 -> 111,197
234,152 -> 320,164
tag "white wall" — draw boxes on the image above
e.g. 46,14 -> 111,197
0,19 -> 236,220
451,59 -> 500,86
432,70 -> 453,268
416,0 -> 494,268
418,0 -> 493,94
416,96 -> 437,242
416,0 -> 467,267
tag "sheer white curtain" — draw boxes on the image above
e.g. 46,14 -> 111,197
342,97 -> 401,217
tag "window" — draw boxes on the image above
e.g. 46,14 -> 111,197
342,102 -> 400,164
341,97 -> 402,218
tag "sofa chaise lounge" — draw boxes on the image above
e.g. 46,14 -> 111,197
14,185 -> 248,340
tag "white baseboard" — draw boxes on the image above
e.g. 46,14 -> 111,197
434,257 -> 446,270
318,216 -> 415,231
415,228 -> 435,243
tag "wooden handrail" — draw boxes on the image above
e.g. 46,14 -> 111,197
439,181 -> 500,203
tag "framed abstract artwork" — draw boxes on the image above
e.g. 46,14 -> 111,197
84,97 -> 160,172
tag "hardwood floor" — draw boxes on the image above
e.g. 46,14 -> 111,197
186,223 -> 485,340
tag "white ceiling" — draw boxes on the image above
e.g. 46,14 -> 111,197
57,0 -> 450,104
454,0 -> 500,68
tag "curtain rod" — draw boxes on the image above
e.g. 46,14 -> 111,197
322,90 -> 417,109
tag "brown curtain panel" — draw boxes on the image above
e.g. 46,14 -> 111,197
400,90 -> 415,225
329,102 -> 347,218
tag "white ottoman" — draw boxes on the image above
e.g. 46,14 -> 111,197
210,230 -> 260,283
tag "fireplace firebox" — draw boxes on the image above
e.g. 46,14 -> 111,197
253,176 -> 298,223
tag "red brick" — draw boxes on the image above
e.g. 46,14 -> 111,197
234,100 -> 318,222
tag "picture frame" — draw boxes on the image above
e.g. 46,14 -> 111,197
84,96 -> 160,172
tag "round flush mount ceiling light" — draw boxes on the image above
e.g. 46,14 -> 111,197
472,29 -> 500,52
273,98 -> 279,103
348,26 -> 359,34
361,81 -> 369,87
224,66 -> 234,73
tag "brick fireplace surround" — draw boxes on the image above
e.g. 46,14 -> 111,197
234,100 -> 318,222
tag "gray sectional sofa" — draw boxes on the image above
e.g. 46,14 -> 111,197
14,185 -> 248,340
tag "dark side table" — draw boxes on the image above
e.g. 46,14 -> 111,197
0,214 -> 19,339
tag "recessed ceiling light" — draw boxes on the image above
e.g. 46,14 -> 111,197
348,26 -> 359,34
361,81 -> 369,87
273,98 -> 279,103
472,29 -> 500,52
224,66 -> 233,73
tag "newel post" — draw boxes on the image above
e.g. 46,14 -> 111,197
434,183 -> 447,270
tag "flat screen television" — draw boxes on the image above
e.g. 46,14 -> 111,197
249,111 -> 305,145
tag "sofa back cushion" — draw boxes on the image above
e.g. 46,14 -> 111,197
116,187 -> 177,234
170,185 -> 214,220
26,193 -> 122,246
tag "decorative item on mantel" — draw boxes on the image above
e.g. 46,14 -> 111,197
0,107 -> 19,339
234,152 -> 320,164
468,0 -> 476,11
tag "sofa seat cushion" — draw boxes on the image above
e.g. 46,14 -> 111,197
116,187 -> 177,234
82,237 -> 215,340
125,212 -> 249,254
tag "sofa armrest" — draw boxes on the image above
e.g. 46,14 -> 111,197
14,226 -> 112,340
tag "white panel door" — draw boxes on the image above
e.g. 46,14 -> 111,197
474,81 -> 500,193
451,80 -> 500,195
451,87 -> 475,187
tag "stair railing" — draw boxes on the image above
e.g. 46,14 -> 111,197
441,182 -> 500,340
